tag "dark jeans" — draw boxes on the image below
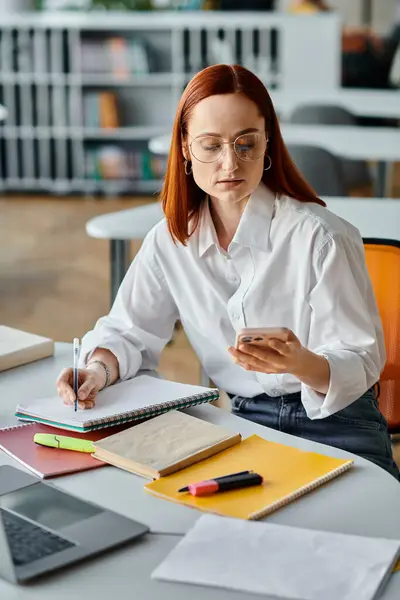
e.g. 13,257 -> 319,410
230,389 -> 400,480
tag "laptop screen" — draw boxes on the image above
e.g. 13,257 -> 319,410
0,483 -> 101,530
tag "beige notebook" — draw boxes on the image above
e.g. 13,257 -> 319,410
0,326 -> 54,372
92,410 -> 242,479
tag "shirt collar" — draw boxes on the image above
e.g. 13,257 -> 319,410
197,183 -> 276,258
197,198 -> 220,258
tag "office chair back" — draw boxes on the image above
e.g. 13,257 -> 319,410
291,104 -> 356,127
287,144 -> 347,197
290,104 -> 372,190
364,238 -> 400,432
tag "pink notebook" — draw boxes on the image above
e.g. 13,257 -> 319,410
0,422 -> 130,478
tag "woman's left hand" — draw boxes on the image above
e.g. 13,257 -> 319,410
228,329 -> 307,376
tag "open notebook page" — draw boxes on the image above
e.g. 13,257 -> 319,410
15,375 -> 216,428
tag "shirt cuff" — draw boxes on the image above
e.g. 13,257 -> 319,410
300,350 -> 370,420
79,335 -> 142,381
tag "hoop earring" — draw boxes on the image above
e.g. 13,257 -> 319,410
264,155 -> 272,171
184,160 -> 192,175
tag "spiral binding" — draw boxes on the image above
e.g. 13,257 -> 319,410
0,421 -> 35,432
82,389 -> 220,431
250,460 -> 353,520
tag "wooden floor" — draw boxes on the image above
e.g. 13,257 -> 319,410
0,193 -> 202,386
1,175 -> 399,466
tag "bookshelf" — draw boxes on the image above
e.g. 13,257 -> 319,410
0,11 -> 341,195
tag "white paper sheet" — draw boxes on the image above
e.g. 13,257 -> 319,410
152,515 -> 400,600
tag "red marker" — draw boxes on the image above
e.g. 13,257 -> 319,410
179,472 -> 263,496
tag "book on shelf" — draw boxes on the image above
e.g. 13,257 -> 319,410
85,146 -> 167,181
80,36 -> 155,78
83,92 -> 119,129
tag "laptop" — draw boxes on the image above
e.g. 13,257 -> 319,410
0,465 -> 149,583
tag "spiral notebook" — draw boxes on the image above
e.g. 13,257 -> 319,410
15,375 -> 219,433
145,434 -> 354,520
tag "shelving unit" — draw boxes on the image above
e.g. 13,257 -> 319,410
0,11 -> 341,195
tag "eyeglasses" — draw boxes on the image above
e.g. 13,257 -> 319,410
188,131 -> 268,164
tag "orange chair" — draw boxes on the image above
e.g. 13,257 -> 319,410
364,239 -> 400,433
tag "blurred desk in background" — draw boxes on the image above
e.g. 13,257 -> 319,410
281,123 -> 400,197
150,125 -> 400,197
271,89 -> 400,120
323,196 -> 400,241
86,195 -> 400,304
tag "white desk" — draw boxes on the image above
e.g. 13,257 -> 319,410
0,343 -> 400,599
86,201 -> 164,241
86,202 -> 164,303
280,124 -> 400,164
87,197 -> 400,242
270,88 -> 400,120
323,196 -> 400,240
149,124 -> 400,197
86,196 -> 400,304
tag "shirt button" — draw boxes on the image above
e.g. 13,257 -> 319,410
232,312 -> 240,321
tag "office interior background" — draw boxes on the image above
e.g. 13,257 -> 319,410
1,0 -> 400,462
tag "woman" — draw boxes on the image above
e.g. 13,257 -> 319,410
57,64 -> 399,480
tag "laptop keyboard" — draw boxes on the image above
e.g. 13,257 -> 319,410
2,509 -> 76,567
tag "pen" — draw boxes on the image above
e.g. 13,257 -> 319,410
34,433 -> 95,453
178,470 -> 252,493
179,472 -> 262,496
73,337 -> 80,412
182,472 -> 263,497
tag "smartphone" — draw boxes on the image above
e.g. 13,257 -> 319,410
235,327 -> 290,349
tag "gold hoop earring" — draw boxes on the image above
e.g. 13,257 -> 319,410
184,160 -> 192,175
264,155 -> 272,171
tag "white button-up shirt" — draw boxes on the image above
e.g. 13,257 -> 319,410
80,184 -> 385,419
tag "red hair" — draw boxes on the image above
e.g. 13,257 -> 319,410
161,64 -> 325,245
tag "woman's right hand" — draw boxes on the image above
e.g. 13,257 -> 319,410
56,367 -> 105,410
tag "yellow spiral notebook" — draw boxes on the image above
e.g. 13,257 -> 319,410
145,434 -> 354,520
